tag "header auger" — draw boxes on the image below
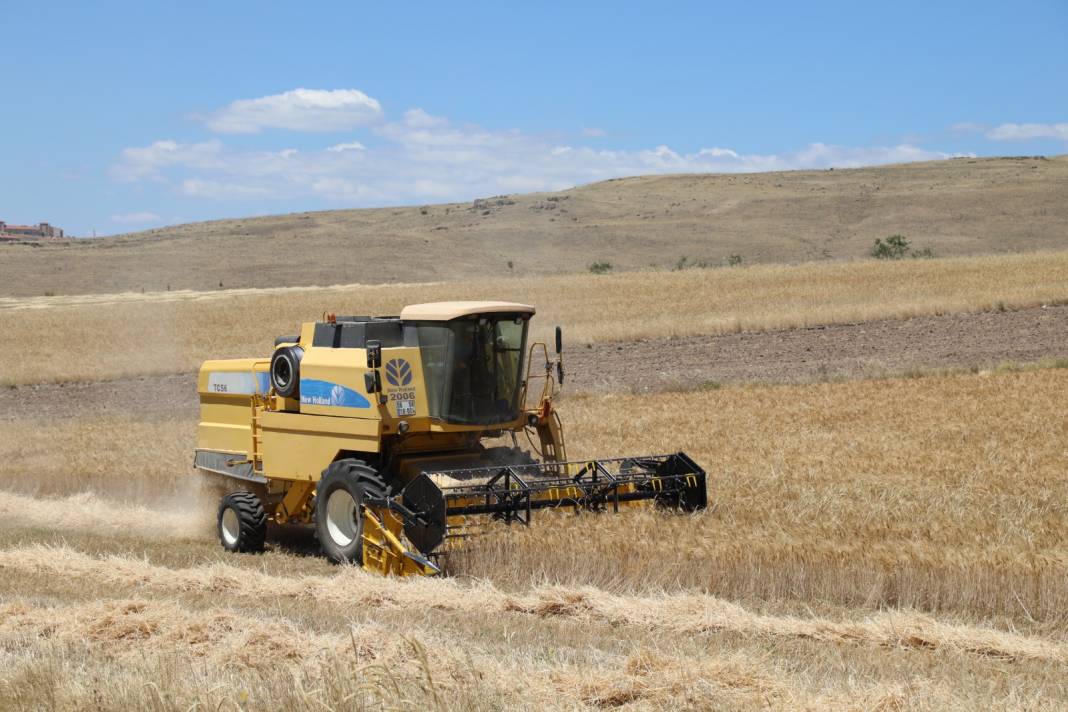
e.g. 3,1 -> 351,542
196,301 -> 708,575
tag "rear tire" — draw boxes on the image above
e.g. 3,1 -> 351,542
315,459 -> 388,564
217,491 -> 267,553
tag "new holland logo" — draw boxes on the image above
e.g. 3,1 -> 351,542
385,358 -> 412,387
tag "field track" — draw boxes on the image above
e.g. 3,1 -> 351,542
3,541 -> 1064,664
4,303 -> 1066,422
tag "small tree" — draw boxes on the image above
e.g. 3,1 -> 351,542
871,235 -> 911,259
727,254 -> 743,267
588,261 -> 613,274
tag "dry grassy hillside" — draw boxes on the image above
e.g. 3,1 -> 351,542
2,155 -> 1066,296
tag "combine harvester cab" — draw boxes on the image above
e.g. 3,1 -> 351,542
195,301 -> 708,575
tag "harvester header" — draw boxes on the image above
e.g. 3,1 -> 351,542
195,301 -> 707,575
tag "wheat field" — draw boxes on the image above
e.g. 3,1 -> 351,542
2,250 -> 1068,385
2,365 -> 1067,708
2,253 -> 1068,709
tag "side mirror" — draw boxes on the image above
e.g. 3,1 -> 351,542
366,340 -> 382,369
555,327 -> 564,385
365,340 -> 386,403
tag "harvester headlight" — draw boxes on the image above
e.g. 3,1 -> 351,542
398,420 -> 410,434
526,414 -> 538,428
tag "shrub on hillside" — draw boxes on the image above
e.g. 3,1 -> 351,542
871,235 -> 911,259
588,261 -> 613,274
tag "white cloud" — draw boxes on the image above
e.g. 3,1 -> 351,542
114,106 -> 967,207
986,122 -> 1068,142
697,147 -> 740,159
582,127 -> 607,137
327,141 -> 366,152
402,108 -> 449,129
206,88 -> 383,134
110,211 -> 161,224
111,139 -> 225,181
179,179 -> 281,200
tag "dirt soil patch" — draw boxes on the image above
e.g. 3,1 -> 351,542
568,303 -> 1068,392
3,305 -> 1066,421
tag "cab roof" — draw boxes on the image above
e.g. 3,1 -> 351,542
399,301 -> 535,321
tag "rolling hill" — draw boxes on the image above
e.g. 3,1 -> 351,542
2,154 -> 1065,297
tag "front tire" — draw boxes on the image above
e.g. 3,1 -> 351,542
315,459 -> 388,564
217,491 -> 267,553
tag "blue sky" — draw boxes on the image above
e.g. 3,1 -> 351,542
2,1 -> 1066,236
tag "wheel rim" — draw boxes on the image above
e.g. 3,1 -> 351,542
274,358 -> 292,388
220,507 -> 240,546
325,489 -> 359,547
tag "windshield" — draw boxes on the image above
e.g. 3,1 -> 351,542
415,316 -> 528,425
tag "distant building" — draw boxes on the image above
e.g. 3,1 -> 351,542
0,221 -> 65,240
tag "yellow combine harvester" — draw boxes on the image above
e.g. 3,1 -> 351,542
195,301 -> 707,575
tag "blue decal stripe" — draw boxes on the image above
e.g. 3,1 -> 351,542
299,379 -> 371,408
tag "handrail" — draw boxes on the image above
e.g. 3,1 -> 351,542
250,359 -> 271,396
522,341 -> 556,410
